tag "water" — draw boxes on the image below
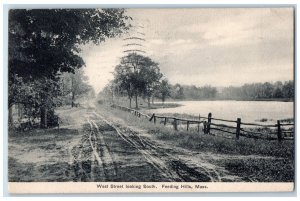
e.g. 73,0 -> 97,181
148,100 -> 294,124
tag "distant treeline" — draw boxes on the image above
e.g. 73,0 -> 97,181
218,81 -> 294,100
167,81 -> 294,101
169,84 -> 217,100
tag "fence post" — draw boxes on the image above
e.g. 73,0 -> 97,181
174,118 -> 178,131
164,117 -> 167,126
277,120 -> 282,142
149,113 -> 155,122
236,118 -> 241,140
203,121 -> 207,134
207,113 -> 212,134
187,121 -> 189,131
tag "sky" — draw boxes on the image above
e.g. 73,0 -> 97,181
81,8 -> 294,93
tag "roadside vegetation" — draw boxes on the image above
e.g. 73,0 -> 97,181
9,9 -> 131,130
99,104 -> 294,182
9,127 -> 81,182
105,105 -> 293,158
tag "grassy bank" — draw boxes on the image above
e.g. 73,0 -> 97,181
106,106 -> 293,158
100,105 -> 294,182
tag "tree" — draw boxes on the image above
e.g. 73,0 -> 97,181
113,64 -> 135,107
98,80 -> 119,104
9,9 -> 130,127
262,82 -> 274,98
273,81 -> 283,98
219,80 -> 294,100
8,75 -> 62,128
172,83 -> 184,99
113,53 -> 162,109
139,60 -> 162,108
282,81 -> 294,99
9,9 -> 130,79
60,68 -> 91,107
158,78 -> 171,104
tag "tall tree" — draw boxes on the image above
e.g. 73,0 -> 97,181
9,9 -> 130,127
113,64 -> 135,107
60,68 -> 91,107
113,53 -> 162,109
158,78 -> 171,104
139,59 -> 162,108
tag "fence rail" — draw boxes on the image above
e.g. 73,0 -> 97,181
111,104 -> 294,142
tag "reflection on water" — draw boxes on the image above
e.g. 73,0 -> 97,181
148,101 -> 293,124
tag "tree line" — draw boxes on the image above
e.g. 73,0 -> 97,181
8,9 -> 130,128
100,45 -> 293,106
100,78 -> 294,106
218,81 -> 294,100
164,81 -> 294,101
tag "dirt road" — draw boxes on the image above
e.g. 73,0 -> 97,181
9,104 -> 287,182
64,106 -> 244,182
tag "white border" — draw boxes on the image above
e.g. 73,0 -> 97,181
1,0 -> 299,200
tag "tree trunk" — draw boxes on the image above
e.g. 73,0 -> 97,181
18,103 -> 23,119
40,107 -> 47,128
147,96 -> 151,108
162,96 -> 165,105
71,76 -> 75,107
135,94 -> 138,109
9,104 -> 13,128
71,91 -> 75,107
129,97 -> 132,108
152,96 -> 154,104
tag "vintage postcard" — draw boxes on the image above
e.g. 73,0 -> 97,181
7,7 -> 295,194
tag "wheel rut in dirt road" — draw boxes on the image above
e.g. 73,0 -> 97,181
70,110 -> 171,181
71,115 -> 119,182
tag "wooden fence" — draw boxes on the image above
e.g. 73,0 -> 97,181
111,104 -> 151,119
111,104 -> 294,142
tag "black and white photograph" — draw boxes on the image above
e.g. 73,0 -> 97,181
6,7 -> 295,193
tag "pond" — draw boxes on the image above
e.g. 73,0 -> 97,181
148,100 -> 294,124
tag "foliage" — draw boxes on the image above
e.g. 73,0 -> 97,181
112,53 -> 162,108
156,81 -> 293,101
219,81 -> 294,100
8,9 -> 131,127
60,68 -> 93,106
99,106 -> 294,182
170,84 -> 217,100
9,74 -> 62,122
157,78 -> 171,104
9,9 -> 131,80
171,83 -> 185,99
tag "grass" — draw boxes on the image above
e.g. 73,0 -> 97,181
223,158 -> 294,182
105,106 -> 294,158
102,105 -> 294,182
8,127 -> 81,182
